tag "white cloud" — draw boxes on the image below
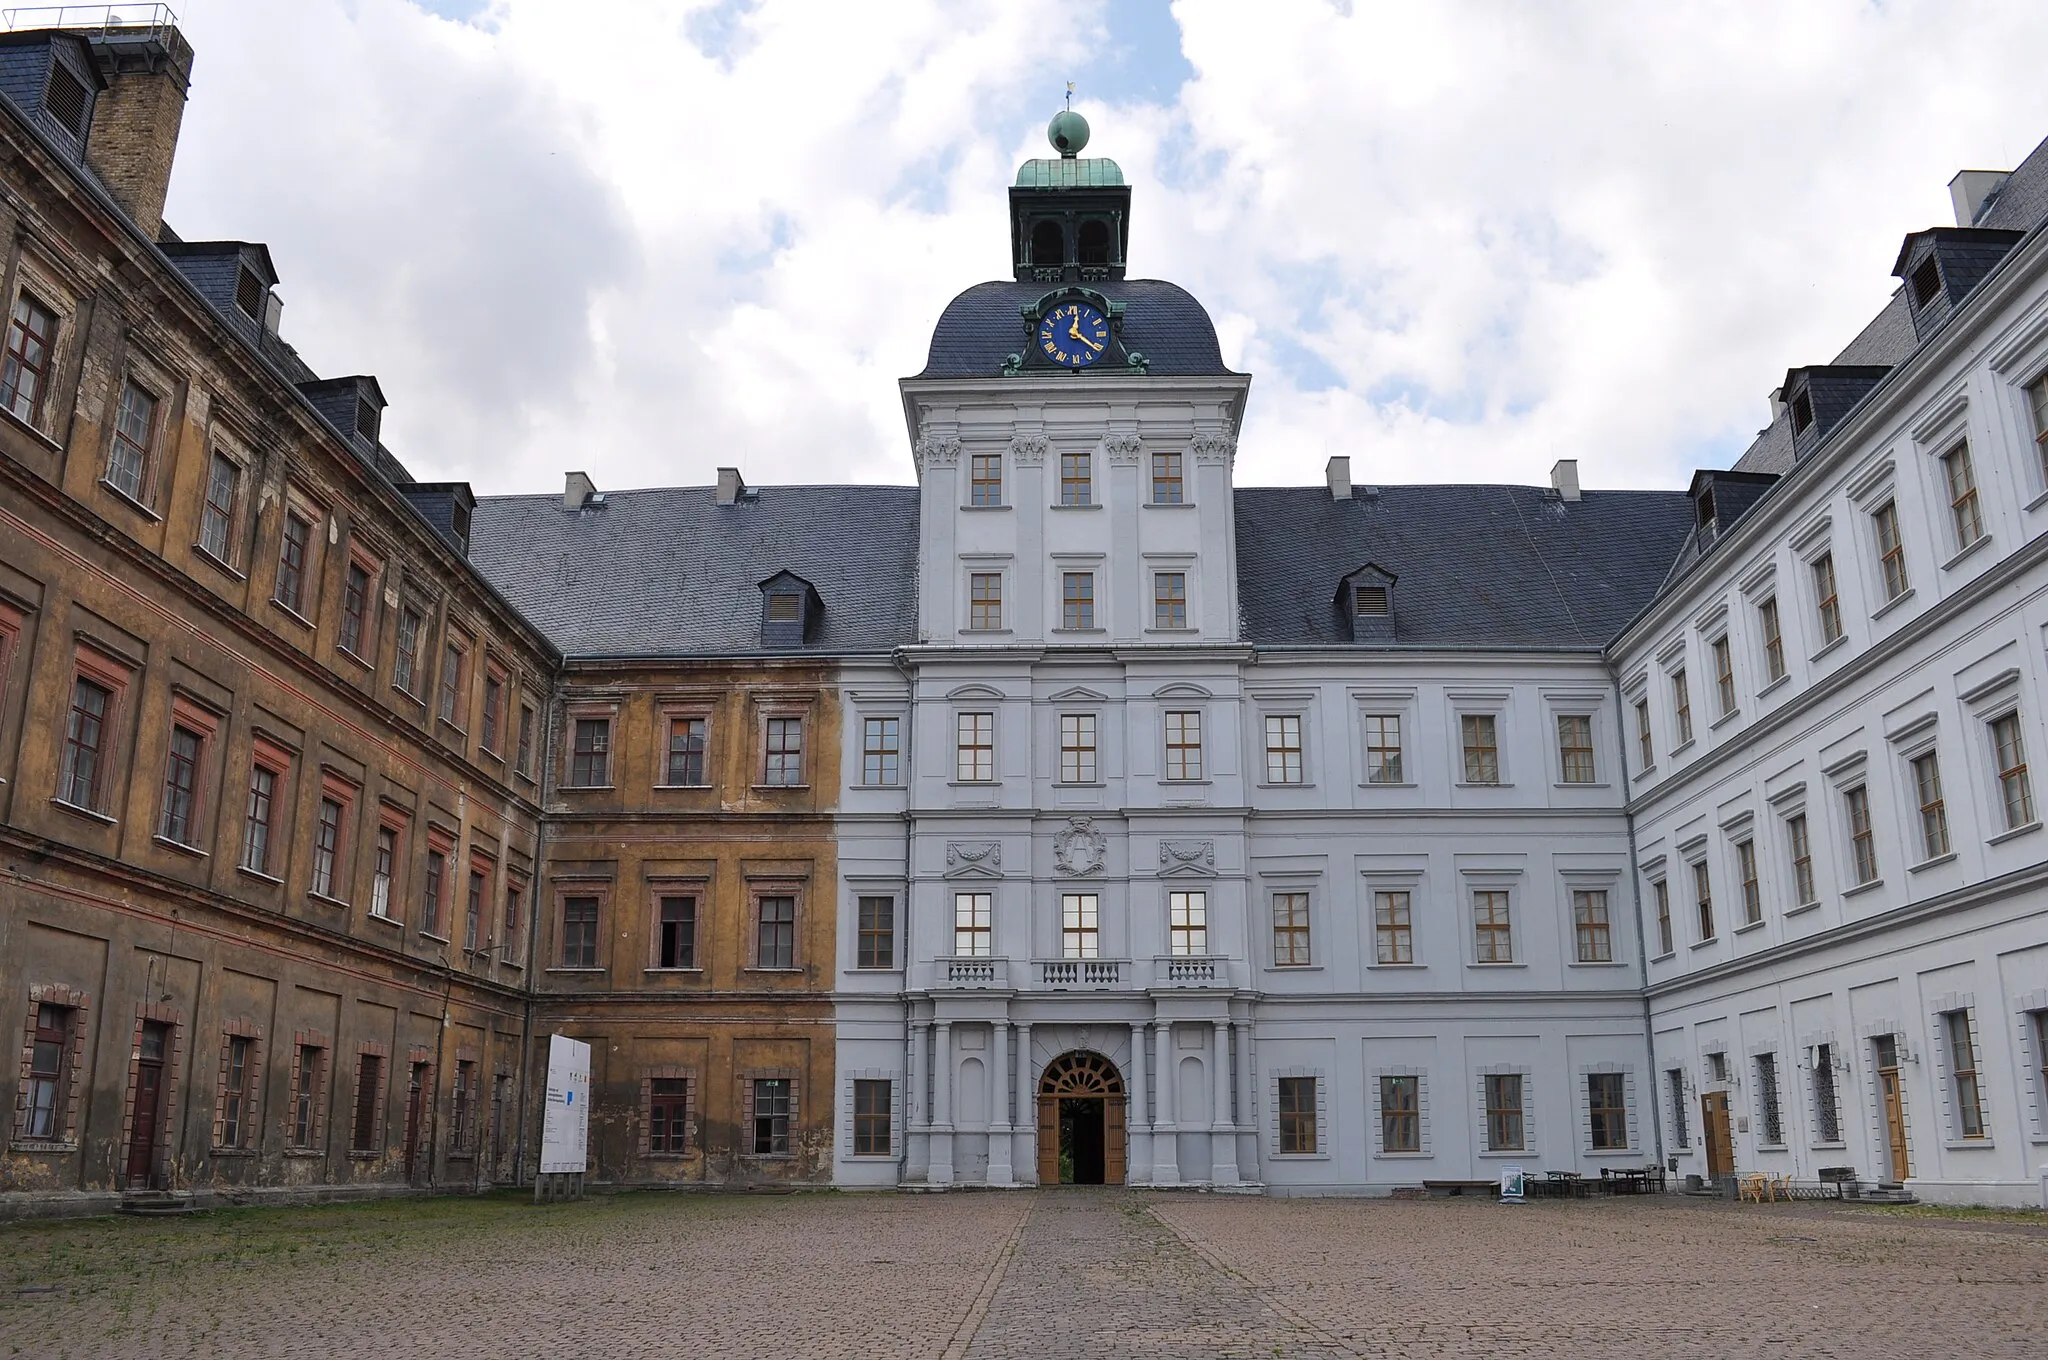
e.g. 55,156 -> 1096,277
160,0 -> 2048,496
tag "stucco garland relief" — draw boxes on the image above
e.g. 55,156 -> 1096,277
1102,433 -> 1144,466
1053,816 -> 1108,876
1009,432 -> 1050,466
944,842 -> 1002,878
1157,840 -> 1216,875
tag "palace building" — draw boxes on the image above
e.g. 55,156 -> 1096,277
3,14 -> 2047,1215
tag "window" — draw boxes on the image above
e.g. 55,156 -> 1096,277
1874,500 -> 1908,601
856,896 -> 894,969
969,573 -> 1002,630
1060,892 -> 1098,959
480,672 -> 503,752
661,715 -> 709,786
859,716 -> 897,786
1557,714 -> 1595,783
1151,451 -> 1183,504
438,639 -> 467,727
106,379 -> 157,502
465,869 -> 485,951
1909,256 -> 1942,308
351,1054 -> 383,1152
1,292 -> 56,424
219,1035 -> 254,1148
1472,889 -> 1513,963
371,826 -> 396,919
1060,572 -> 1094,630
503,882 -> 522,956
43,62 -> 87,134
1278,1076 -> 1317,1154
1059,713 -> 1097,783
60,676 -> 111,810
1374,890 -> 1413,964
1364,714 -> 1403,784
422,848 -> 447,936
451,1061 -> 476,1154
339,561 -> 372,657
1787,813 -> 1816,906
1729,839 -> 1759,926
1708,1051 -> 1728,1083
853,1079 -> 891,1156
969,452 -> 1002,506
763,716 -> 804,786
1164,710 -> 1203,780
1755,1053 -> 1783,1144
1846,785 -> 1878,885
1272,891 -> 1311,966
656,895 -> 696,969
569,717 -> 611,787
1354,585 -> 1389,617
1059,451 -> 1091,505
311,797 -> 345,899
1692,860 -> 1714,941
1587,1072 -> 1627,1150
235,266 -> 264,319
1943,443 -> 1984,549
158,724 -> 203,846
2028,372 -> 2048,482
1945,1011 -> 1986,1139
1653,879 -> 1673,956
1814,1044 -> 1841,1143
394,608 -> 423,696
1460,714 -> 1499,784
1486,1074 -> 1525,1151
1264,715 -> 1303,784
1573,889 -> 1613,962
956,712 -> 994,782
1169,890 -> 1207,956
1758,598 -> 1785,683
516,704 -> 536,777
1812,552 -> 1843,645
755,895 -> 796,969
751,1078 -> 791,1155
955,892 -> 992,957
22,1004 -> 70,1140
1712,636 -> 1736,716
1992,712 -> 2035,829
275,511 -> 311,614
1671,670 -> 1693,745
198,453 -> 240,561
1911,751 -> 1949,860
290,1045 -> 324,1148
561,895 -> 599,967
649,1076 -> 691,1154
1153,572 -> 1187,629
1634,699 -> 1653,768
1380,1075 -> 1419,1152
1666,1069 -> 1689,1147
765,593 -> 800,625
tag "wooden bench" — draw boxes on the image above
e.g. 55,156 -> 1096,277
1422,1179 -> 1498,1198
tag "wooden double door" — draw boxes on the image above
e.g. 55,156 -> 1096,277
1700,1091 -> 1733,1179
125,1022 -> 169,1189
1034,1051 -> 1127,1185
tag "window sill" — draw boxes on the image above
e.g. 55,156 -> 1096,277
1755,1142 -> 1788,1153
1567,960 -> 1628,968
49,798 -> 116,826
418,931 -> 450,944
1908,852 -> 1958,873
1939,533 -> 1993,571
544,966 -> 606,974
1474,1148 -> 1535,1159
1871,588 -> 1916,622
959,503 -> 1011,512
192,544 -> 246,581
946,780 -> 1000,789
1258,781 -> 1315,790
643,967 -> 703,975
1161,778 -> 1212,787
97,478 -> 163,521
308,891 -> 352,910
740,1153 -> 797,1162
1372,1150 -> 1431,1159
1756,674 -> 1790,700
1367,962 -> 1425,970
1944,1139 -> 1996,1151
283,1148 -> 324,1159
1143,627 -> 1199,636
744,967 -> 805,975
1269,1152 -> 1331,1161
561,783 -> 615,792
8,1140 -> 79,1155
751,783 -> 811,792
347,1150 -> 380,1161
850,965 -> 903,973
1454,781 -> 1513,789
1810,635 -> 1849,664
960,628 -> 1014,637
1054,780 -> 1106,789
1807,1141 -> 1848,1152
336,645 -> 375,673
1466,962 -> 1526,970
1841,879 -> 1884,899
2028,486 -> 2048,514
1709,708 -> 1742,731
1649,950 -> 1675,963
1784,900 -> 1822,918
1689,937 -> 1718,951
270,599 -> 316,631
844,1152 -> 899,1160
235,865 -> 283,886
151,834 -> 207,859
437,717 -> 468,739
1049,628 -> 1107,636
209,1147 -> 258,1158
1987,820 -> 2042,846
1734,918 -> 1766,936
392,683 -> 427,708
1266,963 -> 1322,972
1553,780 -> 1611,790
1668,739 -> 1696,758
1633,764 -> 1657,782
1358,780 -> 1418,789
1142,501 -> 1195,510
1048,503 -> 1101,512
654,782 -> 715,791
0,402 -> 60,448
366,912 -> 402,929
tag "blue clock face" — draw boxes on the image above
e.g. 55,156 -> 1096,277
1037,302 -> 1111,368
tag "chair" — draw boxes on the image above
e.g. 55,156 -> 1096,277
1737,1172 -> 1769,1204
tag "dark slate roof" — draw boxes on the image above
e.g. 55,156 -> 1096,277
1235,485 -> 1695,649
467,485 -> 921,657
916,279 -> 1237,379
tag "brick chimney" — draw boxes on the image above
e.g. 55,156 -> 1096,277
82,21 -> 195,242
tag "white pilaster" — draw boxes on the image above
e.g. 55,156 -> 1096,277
988,1020 -> 1014,1186
931,1020 -> 955,1186
1152,1019 -> 1180,1184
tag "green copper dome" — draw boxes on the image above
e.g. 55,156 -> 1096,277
1048,108 -> 1090,155
1014,157 -> 1125,188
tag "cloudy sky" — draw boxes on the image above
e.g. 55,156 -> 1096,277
159,0 -> 2048,497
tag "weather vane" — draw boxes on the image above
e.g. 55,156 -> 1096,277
1065,80 -> 1074,110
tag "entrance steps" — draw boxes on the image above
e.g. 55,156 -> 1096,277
117,1190 -> 203,1216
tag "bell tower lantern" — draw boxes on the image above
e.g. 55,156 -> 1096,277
1010,109 -> 1131,284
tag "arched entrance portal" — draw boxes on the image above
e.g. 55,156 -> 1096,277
1036,1051 -> 1126,1185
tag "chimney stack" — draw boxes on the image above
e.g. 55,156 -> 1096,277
1948,169 -> 2010,228
563,471 -> 596,510
716,467 -> 747,505
1550,458 -> 1581,502
81,21 -> 195,242
1325,455 -> 1351,501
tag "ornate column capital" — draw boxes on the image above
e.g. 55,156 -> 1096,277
1009,432 -> 1050,466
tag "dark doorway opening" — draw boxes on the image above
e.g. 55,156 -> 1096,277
1031,219 -> 1065,268
1060,1097 -> 1106,1184
1077,219 -> 1111,265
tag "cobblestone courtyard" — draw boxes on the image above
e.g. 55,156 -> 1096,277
1,1190 -> 2043,1358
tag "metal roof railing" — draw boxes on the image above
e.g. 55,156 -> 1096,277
2,4 -> 179,39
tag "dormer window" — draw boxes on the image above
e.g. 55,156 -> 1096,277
1339,565 -> 1397,639
1354,586 -> 1389,618
767,593 -> 801,624
355,397 -> 380,445
235,268 -> 265,320
1695,487 -> 1717,530
1909,256 -> 1942,309
1790,391 -> 1813,434
44,64 -> 89,138
759,571 -> 821,648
